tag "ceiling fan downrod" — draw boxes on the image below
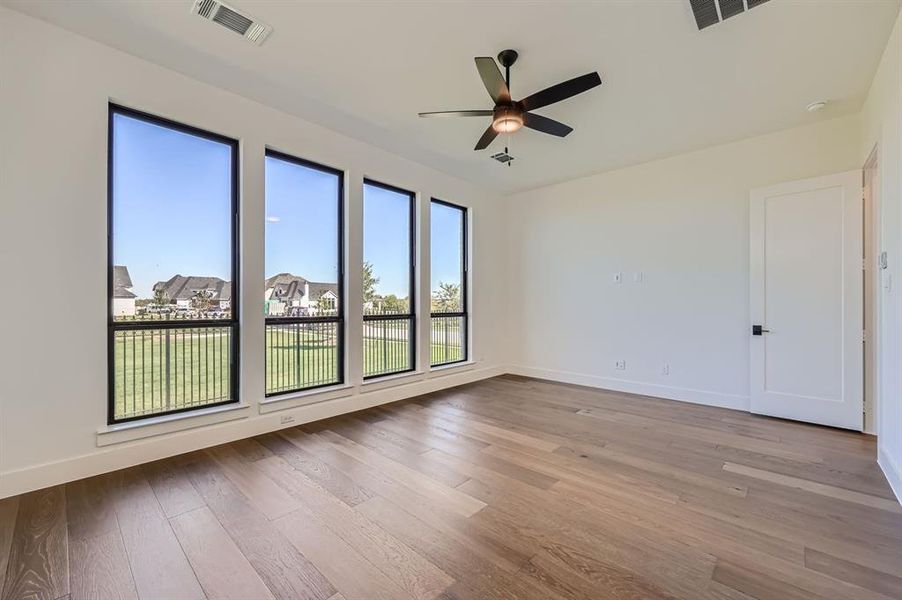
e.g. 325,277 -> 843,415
498,49 -> 518,89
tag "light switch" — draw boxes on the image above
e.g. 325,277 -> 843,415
633,272 -> 643,283
613,272 -> 622,284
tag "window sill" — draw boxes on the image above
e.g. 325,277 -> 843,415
429,360 -> 476,377
360,370 -> 426,392
259,383 -> 355,414
96,402 -> 250,447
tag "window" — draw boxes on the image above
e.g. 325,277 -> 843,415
430,199 -> 468,366
108,105 -> 238,423
264,151 -> 344,395
363,180 -> 415,377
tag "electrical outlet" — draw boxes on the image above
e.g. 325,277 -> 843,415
662,363 -> 670,375
280,414 -> 295,425
615,359 -> 626,370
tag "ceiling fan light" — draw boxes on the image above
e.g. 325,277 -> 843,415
492,108 -> 523,133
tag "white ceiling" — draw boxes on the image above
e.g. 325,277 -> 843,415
4,0 -> 899,193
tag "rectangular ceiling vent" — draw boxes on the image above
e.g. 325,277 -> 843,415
491,151 -> 515,165
190,0 -> 272,45
689,0 -> 770,31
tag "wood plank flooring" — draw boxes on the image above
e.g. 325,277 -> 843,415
2,375 -> 901,599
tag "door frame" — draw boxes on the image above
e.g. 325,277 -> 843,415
749,170 -> 864,430
863,146 -> 880,434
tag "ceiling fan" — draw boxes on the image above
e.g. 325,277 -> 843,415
418,49 -> 602,151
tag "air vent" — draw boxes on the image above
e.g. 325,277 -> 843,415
719,0 -> 745,20
190,0 -> 272,45
491,151 -> 515,165
690,0 -> 770,30
689,0 -> 719,30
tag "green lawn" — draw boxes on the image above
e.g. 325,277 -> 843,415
113,324 -> 462,420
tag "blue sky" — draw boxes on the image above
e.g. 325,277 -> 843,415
265,155 -> 339,285
113,112 -> 464,301
112,113 -> 232,299
430,201 -> 464,292
363,183 -> 411,298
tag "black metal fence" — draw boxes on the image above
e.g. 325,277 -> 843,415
363,316 -> 413,378
111,313 -> 463,419
265,320 -> 341,395
112,324 -> 233,421
431,315 -> 465,366
114,311 -> 231,322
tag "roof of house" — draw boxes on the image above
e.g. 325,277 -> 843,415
264,273 -> 338,302
113,265 -> 136,299
265,273 -> 306,302
153,275 -> 230,301
309,282 -> 338,300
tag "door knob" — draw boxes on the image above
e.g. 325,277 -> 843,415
752,325 -> 770,336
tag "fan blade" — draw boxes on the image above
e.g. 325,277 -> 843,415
523,112 -> 573,137
520,72 -> 601,112
418,110 -> 493,118
475,57 -> 511,104
474,125 -> 498,151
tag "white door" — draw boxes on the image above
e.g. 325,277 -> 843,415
750,171 -> 863,430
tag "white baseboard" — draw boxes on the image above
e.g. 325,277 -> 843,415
878,446 -> 902,505
0,364 -> 505,499
506,365 -> 750,412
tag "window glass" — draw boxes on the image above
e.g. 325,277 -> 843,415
363,181 -> 414,377
430,200 -> 467,366
109,107 -> 237,423
264,152 -> 343,394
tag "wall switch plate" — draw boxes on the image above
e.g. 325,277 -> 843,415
613,272 -> 623,284
633,272 -> 643,283
615,360 -> 626,370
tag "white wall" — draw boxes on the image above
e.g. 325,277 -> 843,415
505,116 -> 861,411
0,8 -> 509,498
860,9 -> 902,500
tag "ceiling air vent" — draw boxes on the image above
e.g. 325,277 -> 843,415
190,0 -> 272,45
689,0 -> 770,30
491,151 -> 515,166
718,0 -> 745,20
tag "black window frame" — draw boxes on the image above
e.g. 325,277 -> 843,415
264,149 -> 346,396
362,178 -> 417,379
107,103 -> 240,425
430,198 -> 469,367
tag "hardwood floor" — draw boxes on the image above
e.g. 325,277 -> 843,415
2,375 -> 901,599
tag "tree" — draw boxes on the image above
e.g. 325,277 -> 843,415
362,261 -> 380,307
190,289 -> 215,315
381,294 -> 408,313
152,287 -> 168,309
432,282 -> 461,312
